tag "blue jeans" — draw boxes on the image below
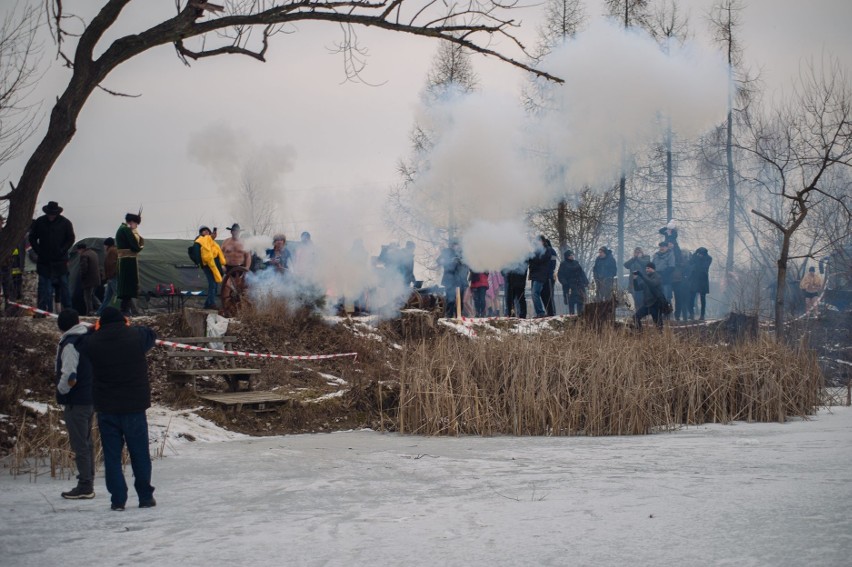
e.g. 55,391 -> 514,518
97,277 -> 118,315
37,273 -> 71,313
97,412 -> 154,507
531,280 -> 547,317
202,266 -> 218,309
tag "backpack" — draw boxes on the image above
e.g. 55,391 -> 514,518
187,242 -> 202,266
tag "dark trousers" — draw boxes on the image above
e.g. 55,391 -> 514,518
202,266 -> 218,309
97,411 -> 154,507
635,303 -> 663,329
64,404 -> 95,490
566,290 -> 584,315
505,282 -> 527,318
444,285 -> 467,318
694,292 -> 707,319
673,282 -> 692,320
37,273 -> 71,313
471,287 -> 487,317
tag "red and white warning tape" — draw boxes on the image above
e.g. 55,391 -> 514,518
8,301 -> 358,362
155,339 -> 357,361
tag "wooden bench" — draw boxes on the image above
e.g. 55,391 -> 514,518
164,336 -> 261,393
197,391 -> 291,413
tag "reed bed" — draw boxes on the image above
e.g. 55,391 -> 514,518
398,327 -> 822,436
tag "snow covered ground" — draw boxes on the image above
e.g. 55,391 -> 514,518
2,406 -> 851,566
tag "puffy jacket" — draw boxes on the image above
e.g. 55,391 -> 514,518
54,324 -> 94,405
557,256 -> 589,292
469,271 -> 489,288
78,322 -> 157,414
195,235 -> 226,283
593,250 -> 617,280
78,248 -> 102,288
529,246 -> 557,282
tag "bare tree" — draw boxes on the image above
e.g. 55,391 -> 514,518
737,59 -> 852,336
645,0 -> 688,223
523,0 -> 586,253
529,186 -> 617,270
604,0 -> 651,285
386,35 -> 479,262
0,3 -> 42,206
238,164 -> 278,236
708,0 -> 752,304
0,0 -> 562,264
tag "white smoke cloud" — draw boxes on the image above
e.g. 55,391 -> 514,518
536,20 -> 729,186
460,219 -> 532,272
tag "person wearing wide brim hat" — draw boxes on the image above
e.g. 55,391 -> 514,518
28,201 -> 75,313
115,211 -> 144,315
221,223 -> 250,270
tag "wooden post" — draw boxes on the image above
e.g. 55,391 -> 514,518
456,287 -> 462,319
847,382 -> 851,407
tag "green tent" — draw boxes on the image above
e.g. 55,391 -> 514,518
68,237 -> 208,299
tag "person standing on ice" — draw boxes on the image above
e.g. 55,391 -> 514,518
78,307 -> 157,511
55,309 -> 96,500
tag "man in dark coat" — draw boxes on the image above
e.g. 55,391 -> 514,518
633,261 -> 666,330
592,246 -> 617,301
115,213 -> 144,315
502,261 -> 528,318
55,309 -> 96,499
76,242 -> 102,316
529,236 -> 558,317
97,237 -> 118,316
652,241 -> 676,301
624,247 -> 650,310
688,247 -> 713,320
78,307 -> 157,511
557,249 -> 589,315
29,201 -> 75,313
438,239 -> 469,318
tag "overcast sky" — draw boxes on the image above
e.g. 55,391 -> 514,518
3,0 -> 851,256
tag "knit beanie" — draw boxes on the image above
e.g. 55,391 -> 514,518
99,306 -> 125,326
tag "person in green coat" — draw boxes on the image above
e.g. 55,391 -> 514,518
115,212 -> 144,315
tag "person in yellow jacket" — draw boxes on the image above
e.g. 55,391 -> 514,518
800,266 -> 823,315
194,226 -> 226,309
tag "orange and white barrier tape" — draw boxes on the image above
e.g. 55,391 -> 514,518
9,301 -> 358,362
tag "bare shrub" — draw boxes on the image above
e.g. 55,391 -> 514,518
398,326 -> 822,436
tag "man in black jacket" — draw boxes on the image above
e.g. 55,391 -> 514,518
55,309 -> 96,499
29,201 -> 75,313
502,261 -> 528,318
633,262 -> 666,330
557,249 -> 588,315
78,307 -> 157,511
592,246 -> 617,301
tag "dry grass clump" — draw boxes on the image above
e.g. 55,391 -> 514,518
398,326 -> 822,436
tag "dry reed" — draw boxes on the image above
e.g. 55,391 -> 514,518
398,326 -> 822,436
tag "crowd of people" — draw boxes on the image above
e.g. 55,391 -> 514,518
2,201 -> 832,326
436,222 -> 719,329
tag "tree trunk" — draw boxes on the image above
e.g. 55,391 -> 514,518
774,230 -> 792,339
617,173 -> 625,286
556,199 -> 567,253
666,118 -> 673,222
724,64 -> 737,308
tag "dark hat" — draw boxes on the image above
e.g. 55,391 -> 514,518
696,247 -> 708,255
125,212 -> 142,224
809,266 -> 816,272
226,224 -> 241,231
646,261 -> 656,270
598,246 -> 607,252
658,241 -> 668,248
99,306 -> 125,326
199,226 -> 211,235
103,237 -> 115,246
42,201 -> 63,215
57,309 -> 79,332
564,249 -> 574,258
75,242 -> 87,250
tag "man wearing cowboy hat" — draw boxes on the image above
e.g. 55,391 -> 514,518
29,201 -> 75,313
221,223 -> 251,271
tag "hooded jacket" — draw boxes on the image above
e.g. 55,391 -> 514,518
195,234 -> 226,283
557,253 -> 589,292
55,323 -> 94,405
